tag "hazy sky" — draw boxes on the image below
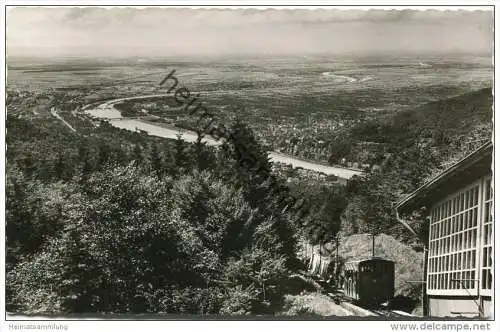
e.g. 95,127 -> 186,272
6,7 -> 494,58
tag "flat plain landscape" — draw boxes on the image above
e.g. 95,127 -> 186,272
7,54 -> 492,165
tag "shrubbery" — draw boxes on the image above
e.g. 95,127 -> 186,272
6,115 -> 300,315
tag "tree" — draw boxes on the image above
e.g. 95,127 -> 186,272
77,144 -> 93,183
8,166 -> 189,313
97,142 -> 111,168
54,153 -> 68,181
290,183 -> 347,245
132,144 -> 143,162
149,143 -> 163,176
6,107 -> 304,315
328,138 -> 353,164
6,165 -> 70,268
174,134 -> 191,173
193,138 -> 215,171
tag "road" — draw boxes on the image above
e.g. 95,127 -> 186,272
84,95 -> 364,179
50,107 -> 76,132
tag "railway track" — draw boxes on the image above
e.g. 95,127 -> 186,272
308,274 -> 414,318
324,290 -> 414,318
371,309 -> 413,318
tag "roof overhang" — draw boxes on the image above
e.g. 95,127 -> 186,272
395,142 -> 493,215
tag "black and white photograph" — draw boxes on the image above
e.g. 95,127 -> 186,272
1,1 -> 497,327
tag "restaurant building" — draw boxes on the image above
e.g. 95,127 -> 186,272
395,142 -> 493,318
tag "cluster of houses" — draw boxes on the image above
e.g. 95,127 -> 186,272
271,162 -> 349,185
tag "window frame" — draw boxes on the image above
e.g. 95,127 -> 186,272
480,176 -> 493,296
427,177 -> 488,296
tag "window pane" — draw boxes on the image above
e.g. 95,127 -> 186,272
485,179 -> 491,200
483,247 -> 488,267
484,202 -> 491,224
484,202 -> 489,224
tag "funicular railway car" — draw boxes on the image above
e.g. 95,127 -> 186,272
343,257 -> 395,307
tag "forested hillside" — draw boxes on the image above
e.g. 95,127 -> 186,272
345,87 -> 492,165
6,108 -> 316,314
338,87 -> 492,243
5,86 -> 492,315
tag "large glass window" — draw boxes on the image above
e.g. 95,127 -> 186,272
481,177 -> 493,291
428,183 -> 480,291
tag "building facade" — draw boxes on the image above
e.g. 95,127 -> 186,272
396,143 -> 493,318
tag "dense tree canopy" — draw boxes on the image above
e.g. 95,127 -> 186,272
6,113 -> 305,315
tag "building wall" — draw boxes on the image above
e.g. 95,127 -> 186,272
429,296 -> 492,318
426,174 -> 493,317
482,297 -> 493,319
429,296 -> 491,318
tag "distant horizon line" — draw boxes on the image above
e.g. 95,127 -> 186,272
6,51 -> 493,61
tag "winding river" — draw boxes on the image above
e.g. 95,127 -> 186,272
85,95 -> 363,179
